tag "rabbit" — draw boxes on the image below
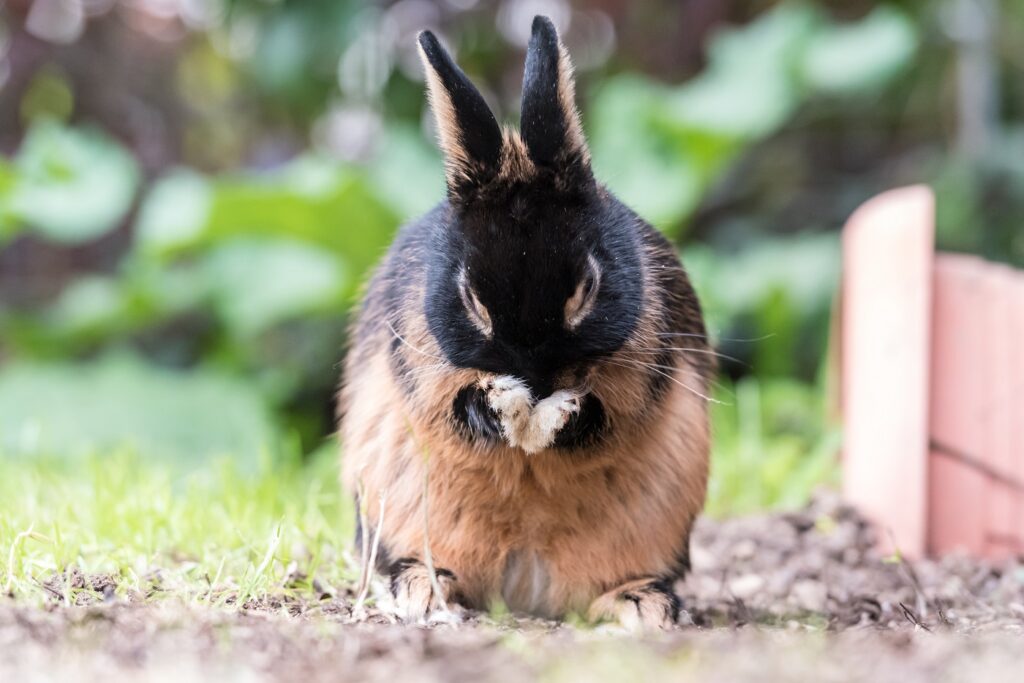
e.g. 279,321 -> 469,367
338,15 -> 711,630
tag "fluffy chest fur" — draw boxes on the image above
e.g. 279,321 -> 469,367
340,312 -> 710,615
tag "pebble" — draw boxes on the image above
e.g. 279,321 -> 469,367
791,580 -> 828,612
729,574 -> 766,600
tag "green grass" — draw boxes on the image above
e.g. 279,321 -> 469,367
0,379 -> 837,604
0,445 -> 355,604
706,377 -> 841,516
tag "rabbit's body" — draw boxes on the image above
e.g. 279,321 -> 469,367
339,17 -> 711,628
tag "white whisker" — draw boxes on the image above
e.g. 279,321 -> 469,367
385,320 -> 447,362
599,357 -> 724,405
622,346 -> 746,365
405,365 -> 455,380
657,331 -> 776,343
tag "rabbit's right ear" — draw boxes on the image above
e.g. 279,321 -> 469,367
418,31 -> 504,197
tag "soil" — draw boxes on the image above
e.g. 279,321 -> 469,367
3,495 -> 1023,682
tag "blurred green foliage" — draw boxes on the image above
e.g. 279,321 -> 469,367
0,122 -> 139,243
593,4 -> 917,232
0,0 -> 1021,514
0,356 -> 275,467
707,378 -> 841,516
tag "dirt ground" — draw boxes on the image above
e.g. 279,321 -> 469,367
3,495 -> 1023,682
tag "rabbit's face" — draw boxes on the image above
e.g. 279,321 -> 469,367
417,19 -> 644,397
427,189 -> 643,397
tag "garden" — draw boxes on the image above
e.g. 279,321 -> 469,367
1,0 -> 1023,680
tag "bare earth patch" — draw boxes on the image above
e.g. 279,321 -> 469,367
3,496 -> 1022,682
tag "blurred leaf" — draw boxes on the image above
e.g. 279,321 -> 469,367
365,125 -> 444,220
590,5 -> 820,237
19,67 -> 74,124
201,238 -> 348,336
135,169 -> 213,250
4,121 -> 140,243
252,12 -> 311,96
244,1 -> 361,115
0,160 -> 17,241
683,233 -> 839,378
0,357 -> 277,466
668,3 -> 818,140
589,76 -> 701,231
754,286 -> 801,377
46,275 -> 126,335
687,233 -> 840,318
137,157 -> 398,300
802,7 -> 918,95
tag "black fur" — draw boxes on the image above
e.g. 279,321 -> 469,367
552,393 -> 606,449
425,191 -> 645,400
452,385 -> 502,443
522,18 -> 566,163
650,577 -> 683,622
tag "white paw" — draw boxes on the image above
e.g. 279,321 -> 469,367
392,563 -> 458,623
518,390 -> 581,454
481,375 -> 532,447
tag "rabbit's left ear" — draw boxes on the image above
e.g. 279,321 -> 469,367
520,16 -> 591,176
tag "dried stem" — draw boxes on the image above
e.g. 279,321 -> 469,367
420,463 -> 448,614
355,490 -> 387,611
405,420 -> 450,616
4,525 -> 34,596
354,479 -> 371,599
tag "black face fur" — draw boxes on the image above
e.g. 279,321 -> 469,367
419,18 -> 644,399
425,187 -> 645,398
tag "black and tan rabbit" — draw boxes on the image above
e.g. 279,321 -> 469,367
338,16 -> 711,629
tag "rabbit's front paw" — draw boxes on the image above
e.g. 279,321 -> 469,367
518,390 -> 581,454
481,375 -> 533,448
390,558 -> 459,622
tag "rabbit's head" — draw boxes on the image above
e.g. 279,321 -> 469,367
419,16 -> 644,398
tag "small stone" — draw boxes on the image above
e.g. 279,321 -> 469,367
729,574 -> 766,600
791,579 -> 828,612
689,545 -> 717,571
731,539 -> 757,561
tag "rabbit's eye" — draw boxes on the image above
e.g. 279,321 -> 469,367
458,270 -> 492,337
565,254 -> 601,329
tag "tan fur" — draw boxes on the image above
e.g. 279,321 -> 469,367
564,254 -> 600,329
339,242 -> 710,620
555,43 -> 590,165
498,128 -> 536,184
418,42 -> 476,190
